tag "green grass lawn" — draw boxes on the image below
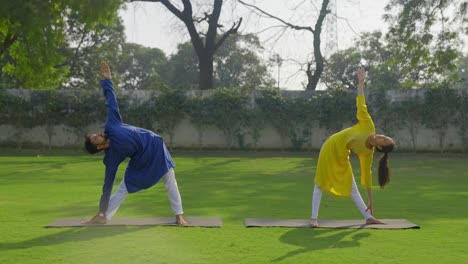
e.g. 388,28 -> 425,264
0,149 -> 467,263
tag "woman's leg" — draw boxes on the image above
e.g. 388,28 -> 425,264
311,184 -> 322,226
350,175 -> 373,220
105,179 -> 128,220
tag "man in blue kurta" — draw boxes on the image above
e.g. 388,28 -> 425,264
83,61 -> 186,225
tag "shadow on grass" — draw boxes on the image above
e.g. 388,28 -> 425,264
273,228 -> 370,262
0,226 -> 152,252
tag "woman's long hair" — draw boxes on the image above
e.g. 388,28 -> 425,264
376,144 -> 394,189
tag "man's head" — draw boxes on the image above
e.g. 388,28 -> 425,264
84,133 -> 109,154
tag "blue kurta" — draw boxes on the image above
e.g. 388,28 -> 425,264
98,79 -> 175,213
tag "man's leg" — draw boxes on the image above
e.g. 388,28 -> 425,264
161,168 -> 186,224
310,184 -> 322,227
105,179 -> 128,220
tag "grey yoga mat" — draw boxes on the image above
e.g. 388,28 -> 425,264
47,217 -> 223,228
243,218 -> 420,229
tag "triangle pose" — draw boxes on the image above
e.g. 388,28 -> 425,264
311,67 -> 395,227
83,62 -> 187,225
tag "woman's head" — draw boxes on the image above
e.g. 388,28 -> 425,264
374,135 -> 395,189
84,133 -> 108,154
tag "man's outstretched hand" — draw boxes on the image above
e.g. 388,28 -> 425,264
100,61 -> 111,80
81,213 -> 107,224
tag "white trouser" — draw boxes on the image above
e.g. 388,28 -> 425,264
311,175 -> 372,220
105,168 -> 184,220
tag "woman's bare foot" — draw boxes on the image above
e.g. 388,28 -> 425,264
366,217 -> 385,225
176,215 -> 187,225
310,219 -> 319,227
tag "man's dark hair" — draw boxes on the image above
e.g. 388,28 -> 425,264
84,134 -> 101,154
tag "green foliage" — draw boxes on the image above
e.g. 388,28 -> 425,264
166,42 -> 199,90
322,48 -> 361,90
152,89 -> 187,149
62,16 -> 126,89
208,88 -> 249,149
117,43 -> 169,90
0,0 -> 121,89
185,95 -> 212,148
62,91 -> 105,144
255,89 -> 291,150
214,34 -> 274,90
243,106 -> 267,151
0,91 -> 34,148
32,91 -> 68,150
256,89 -> 317,151
119,95 -> 154,131
397,94 -> 424,152
368,89 -> 403,137
455,89 -> 468,152
316,89 -> 355,135
166,35 -> 274,90
383,0 -> 463,88
422,87 -> 459,152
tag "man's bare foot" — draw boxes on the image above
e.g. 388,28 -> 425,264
81,214 -> 107,224
310,219 -> 319,227
366,217 -> 384,225
176,215 -> 187,225
100,61 -> 111,80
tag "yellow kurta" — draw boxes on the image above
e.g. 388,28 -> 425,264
314,95 -> 375,197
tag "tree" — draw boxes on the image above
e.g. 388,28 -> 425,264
383,0 -> 465,88
167,34 -> 273,90
117,43 -> 169,90
128,0 -> 242,90
214,34 -> 274,90
239,0 -> 331,90
61,16 -> 126,89
166,42 -> 200,90
322,48 -> 361,90
0,0 -> 121,89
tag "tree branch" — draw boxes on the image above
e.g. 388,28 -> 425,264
214,18 -> 243,52
193,12 -> 210,24
238,0 -> 314,33
0,33 -> 18,58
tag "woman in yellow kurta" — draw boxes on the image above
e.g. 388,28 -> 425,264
311,67 -> 395,227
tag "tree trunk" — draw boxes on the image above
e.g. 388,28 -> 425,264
199,55 -> 214,90
306,0 -> 329,90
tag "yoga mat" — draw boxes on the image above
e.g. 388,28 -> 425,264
244,218 -> 419,229
47,217 -> 223,228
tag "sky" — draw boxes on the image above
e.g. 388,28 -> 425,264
118,0 -> 391,90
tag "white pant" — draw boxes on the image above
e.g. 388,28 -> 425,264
311,175 -> 372,220
105,168 -> 184,220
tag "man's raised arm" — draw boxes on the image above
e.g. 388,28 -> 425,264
100,61 -> 122,124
